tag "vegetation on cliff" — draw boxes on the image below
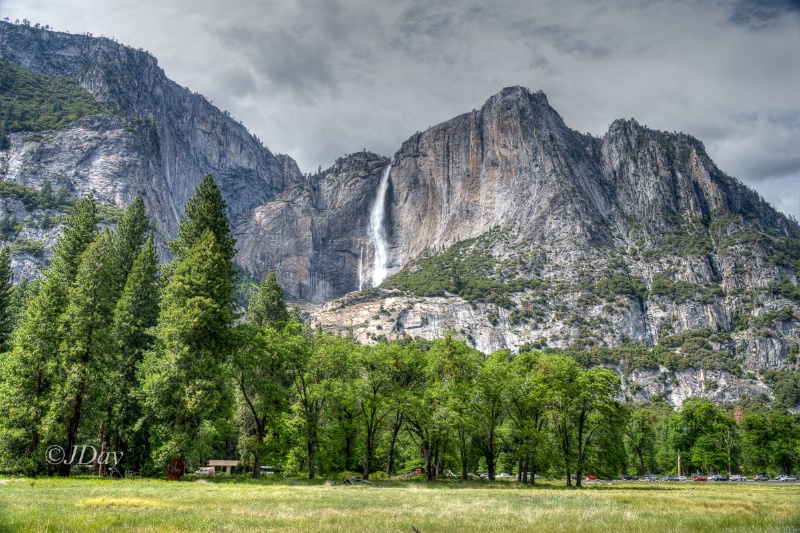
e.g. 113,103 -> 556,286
0,60 -> 107,144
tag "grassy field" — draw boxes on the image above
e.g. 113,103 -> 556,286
0,477 -> 798,532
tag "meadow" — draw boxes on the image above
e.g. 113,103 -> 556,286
1,477 -> 798,532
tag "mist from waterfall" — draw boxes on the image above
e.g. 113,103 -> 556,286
369,165 -> 391,287
358,245 -> 364,291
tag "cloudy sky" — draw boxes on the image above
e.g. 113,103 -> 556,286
5,0 -> 800,219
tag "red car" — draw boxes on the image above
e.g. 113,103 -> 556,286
585,475 -> 598,481
412,468 -> 423,475
693,476 -> 707,481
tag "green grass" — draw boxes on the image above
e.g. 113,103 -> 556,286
0,477 -> 798,532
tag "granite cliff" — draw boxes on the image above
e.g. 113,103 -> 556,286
0,21 -> 302,239
1,23 -> 798,407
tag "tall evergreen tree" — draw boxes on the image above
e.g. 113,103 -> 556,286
0,195 -> 98,474
108,235 -> 159,473
168,175 -> 236,267
51,230 -> 116,477
0,246 -> 13,352
112,196 -> 149,289
142,229 -> 235,480
7,277 -> 38,330
247,272 -> 290,328
48,194 -> 98,285
0,277 -> 64,473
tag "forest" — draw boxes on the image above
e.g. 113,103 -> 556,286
0,176 -> 797,485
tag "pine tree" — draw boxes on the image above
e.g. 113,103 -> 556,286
48,194 -> 98,285
142,229 -> 235,481
246,272 -> 290,329
0,246 -> 13,352
168,175 -> 236,266
109,236 -> 159,472
0,277 -> 64,473
111,196 -> 149,290
0,195 -> 98,474
39,179 -> 54,208
51,230 -> 116,477
8,277 -> 38,329
55,186 -> 69,206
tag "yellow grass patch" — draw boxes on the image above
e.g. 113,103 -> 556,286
77,497 -> 170,509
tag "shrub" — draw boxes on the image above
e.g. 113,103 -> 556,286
10,238 -> 45,257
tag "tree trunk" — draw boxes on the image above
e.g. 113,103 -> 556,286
459,424 -> 469,480
59,381 -> 86,477
97,420 -> 108,477
363,426 -> 374,480
27,370 -> 43,464
424,445 -> 433,482
167,455 -> 184,481
252,450 -> 261,479
344,432 -> 353,472
307,440 -> 316,479
487,426 -> 495,480
386,412 -> 402,476
726,439 -> 733,476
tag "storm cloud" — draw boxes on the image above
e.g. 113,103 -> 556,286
4,0 -> 799,219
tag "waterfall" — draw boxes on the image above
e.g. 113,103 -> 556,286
369,164 -> 391,287
358,245 -> 364,291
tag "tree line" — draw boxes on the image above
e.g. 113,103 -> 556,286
0,176 -> 797,484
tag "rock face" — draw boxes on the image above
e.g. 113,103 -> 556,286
0,21 -> 302,239
1,24 -> 798,407
233,152 -> 390,302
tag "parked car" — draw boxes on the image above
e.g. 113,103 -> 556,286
480,473 -> 489,479
584,475 -> 598,481
677,476 -> 687,482
193,467 -> 215,475
776,475 -> 797,481
412,468 -> 423,475
729,475 -> 746,481
644,475 -> 658,482
693,476 -> 707,481
753,474 -> 770,481
467,472 -> 480,479
708,475 -> 721,481
619,474 -> 638,481
496,473 -> 513,479
662,476 -> 679,482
